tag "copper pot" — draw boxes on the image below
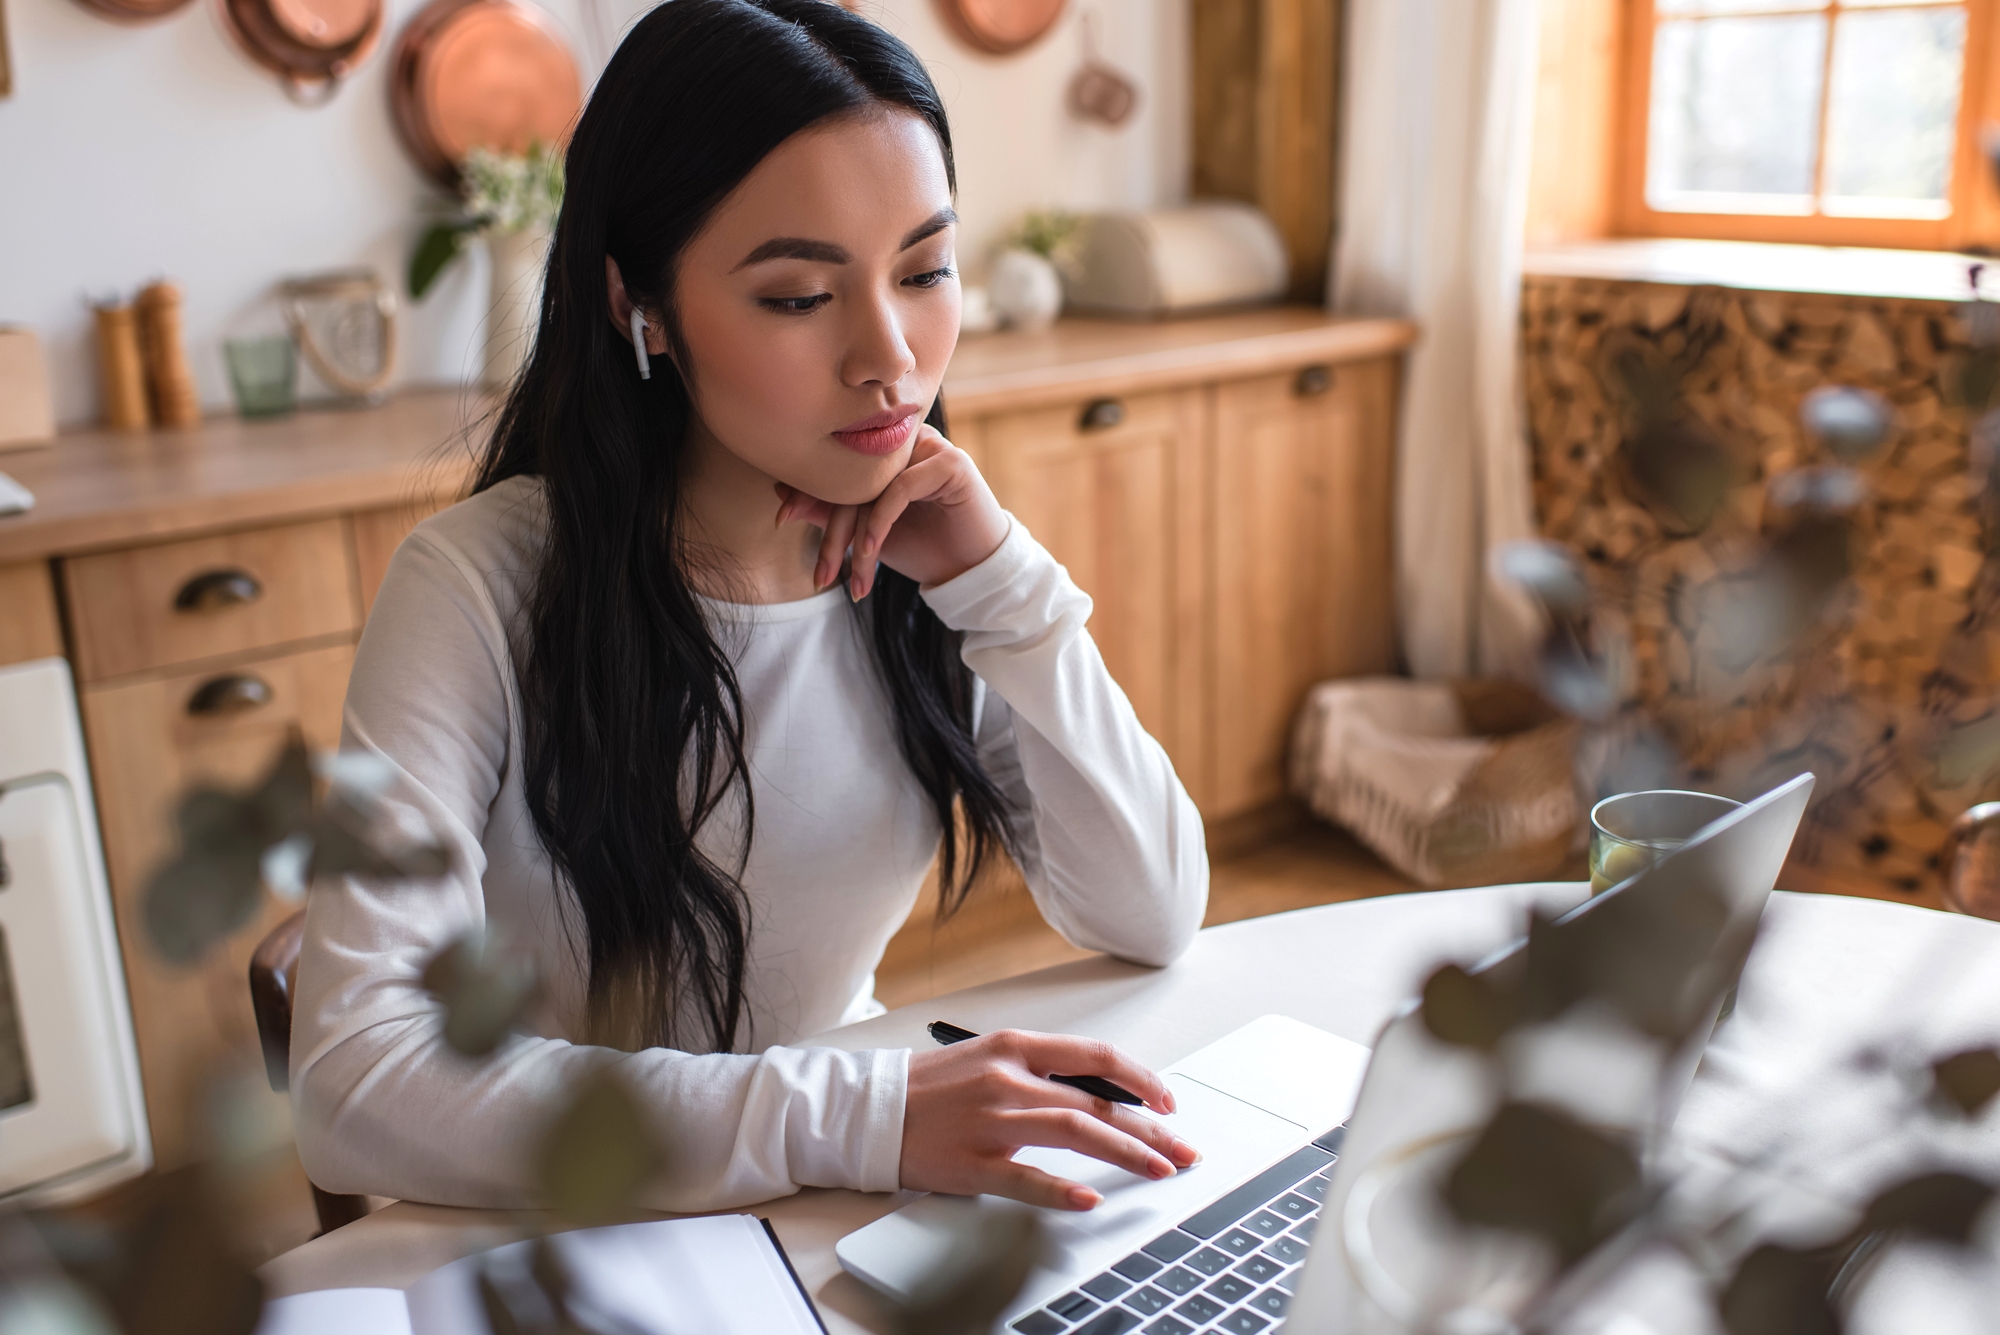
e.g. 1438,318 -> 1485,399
1942,803 -> 2000,920
214,0 -> 384,104
390,0 -> 583,188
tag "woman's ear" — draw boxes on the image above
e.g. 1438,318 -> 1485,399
604,256 -> 669,356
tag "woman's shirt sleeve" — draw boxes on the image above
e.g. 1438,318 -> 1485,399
288,531 -> 907,1211
920,519 -> 1210,967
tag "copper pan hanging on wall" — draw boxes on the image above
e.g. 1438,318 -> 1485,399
390,0 -> 583,188
68,0 -> 196,23
213,0 -> 384,104
936,0 -> 1067,56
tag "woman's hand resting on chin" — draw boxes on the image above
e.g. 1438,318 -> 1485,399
899,1029 -> 1202,1211
773,425 -> 1010,600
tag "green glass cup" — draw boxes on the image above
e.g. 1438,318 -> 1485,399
224,335 -> 298,419
1588,789 -> 1742,895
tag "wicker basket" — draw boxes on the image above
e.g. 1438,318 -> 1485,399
1288,677 -> 1580,888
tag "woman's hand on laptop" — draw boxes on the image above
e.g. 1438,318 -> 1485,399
900,1029 -> 1201,1211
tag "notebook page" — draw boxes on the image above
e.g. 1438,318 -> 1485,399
404,1214 -> 822,1335
252,1287 -> 412,1335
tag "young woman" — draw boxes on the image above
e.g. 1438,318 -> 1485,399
292,0 -> 1207,1215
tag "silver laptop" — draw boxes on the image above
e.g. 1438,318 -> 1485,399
835,774 -> 1814,1335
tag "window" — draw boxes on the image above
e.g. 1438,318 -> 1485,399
1618,0 -> 2000,248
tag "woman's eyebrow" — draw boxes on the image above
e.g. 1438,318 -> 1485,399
899,208 -> 957,251
732,208 -> 955,271
735,238 -> 851,270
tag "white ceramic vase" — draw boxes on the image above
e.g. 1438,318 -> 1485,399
484,226 -> 550,389
989,248 -> 1064,332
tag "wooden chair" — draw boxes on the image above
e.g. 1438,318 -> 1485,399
249,910 -> 372,1236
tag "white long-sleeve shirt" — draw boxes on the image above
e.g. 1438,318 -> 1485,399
290,476 -> 1208,1212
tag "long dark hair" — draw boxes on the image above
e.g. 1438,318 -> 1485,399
472,0 -> 1012,1054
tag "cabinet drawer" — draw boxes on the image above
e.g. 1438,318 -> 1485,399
79,641 -> 353,1169
974,387 -> 1208,802
0,561 -> 62,668
64,519 -> 360,682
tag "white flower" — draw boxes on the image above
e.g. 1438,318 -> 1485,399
461,143 -> 565,236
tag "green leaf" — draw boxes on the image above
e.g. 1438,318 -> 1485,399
143,843 -> 265,965
1442,1101 -> 1643,1267
535,1069 -> 666,1225
422,932 -> 539,1058
1719,1243 -> 1843,1335
100,1167 -> 266,1335
410,222 -> 474,301
1936,718 -> 2000,789
1933,1047 -> 2000,1117
1420,963 -> 1515,1050
888,1204 -> 1046,1335
1862,1171 -> 1996,1244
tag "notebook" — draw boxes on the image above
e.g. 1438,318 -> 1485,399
254,1214 -> 826,1335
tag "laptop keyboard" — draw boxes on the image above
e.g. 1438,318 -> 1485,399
1008,1126 -> 1345,1335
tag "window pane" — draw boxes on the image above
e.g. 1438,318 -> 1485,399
1648,15 -> 1827,210
1821,7 -> 1965,215
1655,0 -> 1823,13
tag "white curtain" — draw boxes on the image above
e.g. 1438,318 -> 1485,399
1331,0 -> 1544,682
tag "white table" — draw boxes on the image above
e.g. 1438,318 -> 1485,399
258,887 -> 2000,1332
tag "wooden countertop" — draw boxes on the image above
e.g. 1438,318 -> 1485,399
942,307 -> 1416,415
0,391 -> 489,564
0,309 -> 1415,563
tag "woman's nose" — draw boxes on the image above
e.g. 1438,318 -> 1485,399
840,294 -> 917,389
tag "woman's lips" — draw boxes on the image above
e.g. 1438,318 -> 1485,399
833,405 -> 921,456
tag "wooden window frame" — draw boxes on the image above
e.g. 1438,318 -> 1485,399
1615,0 -> 2000,250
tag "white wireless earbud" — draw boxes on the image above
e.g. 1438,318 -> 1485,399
628,305 -> 652,381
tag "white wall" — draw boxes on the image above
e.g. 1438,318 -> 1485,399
0,0 -> 1186,426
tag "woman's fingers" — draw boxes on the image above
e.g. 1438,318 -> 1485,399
845,502 -> 877,601
1090,1099 -> 1201,1169
1008,1107 -> 1180,1182
1009,1030 -> 1178,1117
1030,1088 -> 1200,1171
985,1161 -> 1103,1213
816,505 -> 858,592
772,482 -> 832,529
774,482 -> 851,591
853,452 -> 957,569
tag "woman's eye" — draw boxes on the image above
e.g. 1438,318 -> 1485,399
904,267 -> 957,290
758,293 -> 832,315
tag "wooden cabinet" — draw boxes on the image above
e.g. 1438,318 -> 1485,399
963,352 -> 1402,831
969,389 -> 1209,796
352,501 -> 446,612
80,643 -> 354,1167
1208,358 -> 1400,817
57,505 -> 431,1168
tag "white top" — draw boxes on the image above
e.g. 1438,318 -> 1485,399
289,477 -> 1208,1212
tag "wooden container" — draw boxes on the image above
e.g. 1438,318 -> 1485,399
94,304 -> 151,432
137,282 -> 202,429
0,328 -> 55,452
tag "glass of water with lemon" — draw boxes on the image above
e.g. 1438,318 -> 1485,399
1588,790 -> 1742,895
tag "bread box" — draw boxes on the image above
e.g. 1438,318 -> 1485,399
1063,202 -> 1290,317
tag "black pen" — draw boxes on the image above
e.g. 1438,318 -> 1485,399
927,1020 -> 1145,1106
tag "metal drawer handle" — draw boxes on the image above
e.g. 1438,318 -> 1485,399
187,674 -> 273,717
1079,398 -> 1126,431
1295,364 -> 1334,397
174,568 -> 264,612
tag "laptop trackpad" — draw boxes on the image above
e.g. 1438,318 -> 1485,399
1016,1072 -> 1305,1251
836,1073 -> 1305,1302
